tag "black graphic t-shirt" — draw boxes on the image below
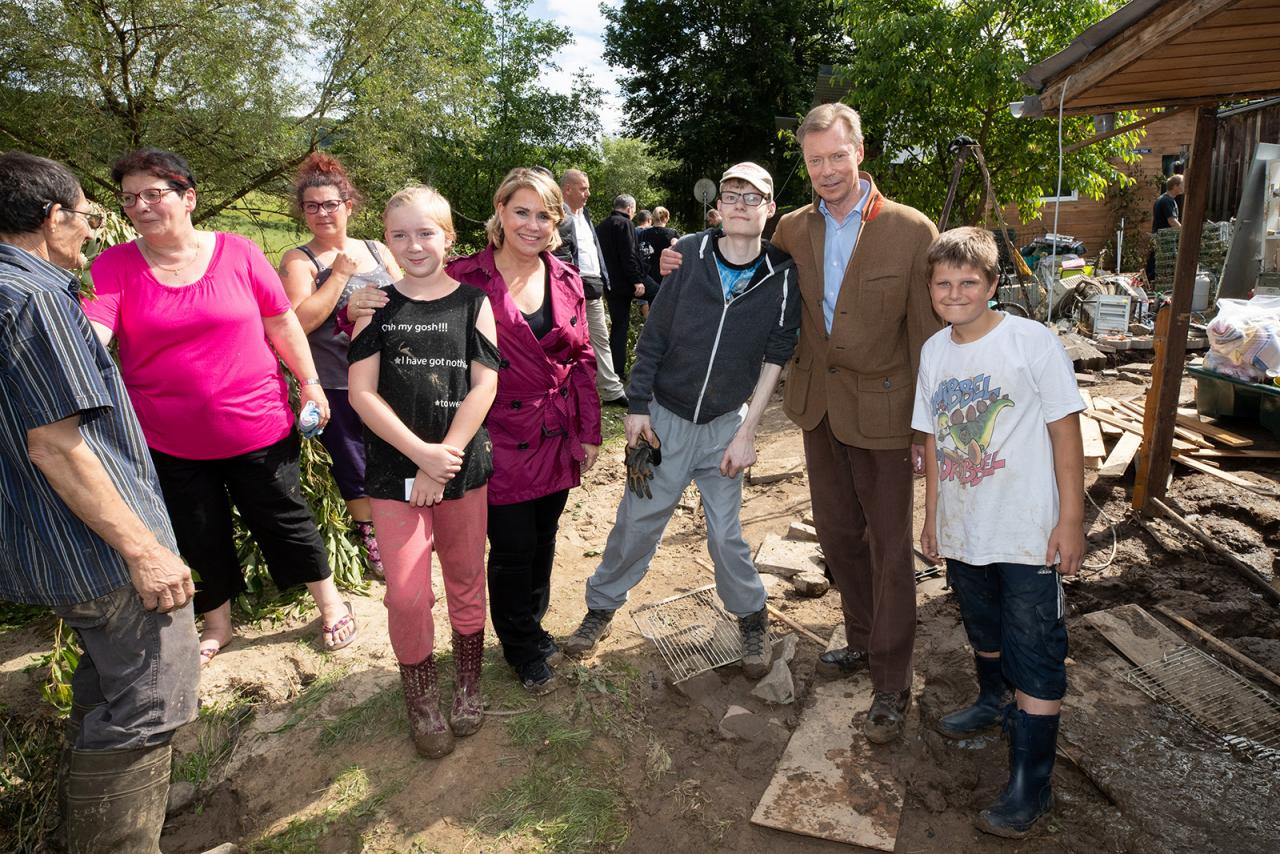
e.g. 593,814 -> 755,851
348,284 -> 501,501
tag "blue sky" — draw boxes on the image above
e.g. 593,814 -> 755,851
526,0 -> 625,135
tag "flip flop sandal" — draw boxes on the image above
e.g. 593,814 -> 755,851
199,637 -> 233,666
322,601 -> 358,651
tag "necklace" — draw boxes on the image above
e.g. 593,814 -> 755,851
140,236 -> 201,274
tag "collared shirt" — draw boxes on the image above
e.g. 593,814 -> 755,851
571,207 -> 602,278
0,244 -> 177,606
820,178 -> 872,333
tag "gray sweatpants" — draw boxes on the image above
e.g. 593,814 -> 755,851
585,401 -> 766,617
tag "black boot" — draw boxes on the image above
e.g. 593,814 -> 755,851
937,654 -> 1009,738
976,708 -> 1059,838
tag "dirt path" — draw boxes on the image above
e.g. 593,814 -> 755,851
3,381 -> 1279,853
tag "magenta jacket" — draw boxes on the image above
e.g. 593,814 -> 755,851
447,246 -> 602,505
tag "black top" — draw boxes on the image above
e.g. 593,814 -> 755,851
1152,192 -> 1180,231
639,226 -> 680,282
520,268 -> 554,340
348,284 -> 501,501
595,210 -> 646,293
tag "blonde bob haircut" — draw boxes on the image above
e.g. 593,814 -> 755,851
796,102 -> 864,150
383,184 -> 456,242
926,227 -> 1000,285
485,167 -> 564,252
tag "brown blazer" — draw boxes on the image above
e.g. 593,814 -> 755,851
772,173 -> 941,450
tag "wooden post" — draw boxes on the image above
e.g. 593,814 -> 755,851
1134,104 -> 1218,511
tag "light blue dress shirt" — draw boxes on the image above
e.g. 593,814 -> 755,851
820,179 -> 871,333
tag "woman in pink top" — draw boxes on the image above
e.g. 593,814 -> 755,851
86,148 -> 357,664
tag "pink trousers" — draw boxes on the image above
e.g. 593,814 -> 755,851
369,487 -> 488,665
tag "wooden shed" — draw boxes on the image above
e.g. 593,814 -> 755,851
1016,0 -> 1280,511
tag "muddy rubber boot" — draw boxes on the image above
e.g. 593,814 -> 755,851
449,629 -> 485,737
937,654 -> 1010,738
400,656 -> 455,759
738,606 -> 772,679
976,709 -> 1059,838
64,743 -> 171,854
562,608 -> 614,657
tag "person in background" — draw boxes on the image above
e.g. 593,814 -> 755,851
639,205 -> 679,303
1145,173 -> 1184,281
595,193 -> 646,380
0,150 -> 199,852
85,147 -> 357,665
280,152 -> 401,577
706,208 -> 722,229
634,209 -> 653,230
349,185 -> 499,759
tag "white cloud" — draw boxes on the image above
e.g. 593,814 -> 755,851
528,0 -> 626,137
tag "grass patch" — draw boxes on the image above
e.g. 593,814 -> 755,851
0,602 -> 50,632
173,696 -> 256,787
251,765 -> 399,853
0,711 -> 63,853
270,664 -> 351,734
317,686 -> 405,749
505,709 -> 591,762
474,764 -> 629,853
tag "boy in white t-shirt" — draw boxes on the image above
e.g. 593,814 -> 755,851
913,228 -> 1085,839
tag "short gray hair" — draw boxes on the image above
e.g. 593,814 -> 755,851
796,102 -> 864,150
613,194 -> 635,212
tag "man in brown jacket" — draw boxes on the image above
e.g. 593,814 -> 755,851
775,103 -> 940,743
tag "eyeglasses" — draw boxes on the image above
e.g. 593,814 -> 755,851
118,187 -> 181,208
43,202 -> 104,230
719,191 -> 768,207
302,199 -> 348,215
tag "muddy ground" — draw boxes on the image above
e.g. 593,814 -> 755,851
2,376 -> 1278,853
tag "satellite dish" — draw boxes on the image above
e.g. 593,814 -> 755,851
693,178 -> 717,205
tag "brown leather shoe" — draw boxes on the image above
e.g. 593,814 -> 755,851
400,656 -> 455,758
863,688 -> 911,744
450,630 -> 485,737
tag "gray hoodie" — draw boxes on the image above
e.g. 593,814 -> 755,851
626,229 -> 799,424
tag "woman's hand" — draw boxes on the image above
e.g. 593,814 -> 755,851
410,469 -> 447,507
301,382 -> 330,429
416,443 -> 464,482
331,251 -> 359,281
582,443 -> 600,472
345,284 -> 390,323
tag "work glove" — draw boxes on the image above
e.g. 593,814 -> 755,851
625,431 -> 662,499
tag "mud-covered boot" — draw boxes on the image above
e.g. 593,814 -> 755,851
64,743 -> 171,853
738,606 -> 772,679
354,520 -> 384,577
937,654 -> 1009,738
562,608 -> 614,657
400,656 -> 454,758
450,630 -> 485,737
976,709 -> 1059,838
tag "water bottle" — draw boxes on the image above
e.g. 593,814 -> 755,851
299,400 -> 323,439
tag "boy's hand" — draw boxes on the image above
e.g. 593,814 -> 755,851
911,443 -> 925,476
417,443 -> 464,483
1046,522 -> 1085,576
409,470 -> 446,506
633,282 -> 645,297
659,244 -> 683,276
920,518 -> 940,563
720,429 -> 756,477
624,414 -> 657,448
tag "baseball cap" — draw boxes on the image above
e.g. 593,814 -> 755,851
719,162 -> 773,197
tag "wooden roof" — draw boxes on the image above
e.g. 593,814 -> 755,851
1020,0 -> 1280,116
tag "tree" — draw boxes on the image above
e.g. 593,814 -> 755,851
829,0 -> 1141,225
603,0 -> 842,224
591,137 -> 677,225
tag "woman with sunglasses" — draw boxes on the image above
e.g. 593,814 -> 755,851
84,147 -> 358,665
279,153 -> 401,577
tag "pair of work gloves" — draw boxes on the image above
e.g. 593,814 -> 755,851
625,431 -> 662,499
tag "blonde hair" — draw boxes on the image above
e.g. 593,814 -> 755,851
796,102 -> 864,149
927,227 -> 999,284
653,206 -> 670,225
486,167 -> 564,251
383,184 -> 456,241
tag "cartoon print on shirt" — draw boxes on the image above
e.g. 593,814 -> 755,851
931,372 -> 1014,487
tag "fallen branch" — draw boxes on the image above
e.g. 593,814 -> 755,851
1148,498 -> 1280,606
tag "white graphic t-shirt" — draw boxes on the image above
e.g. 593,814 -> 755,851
911,314 -> 1085,565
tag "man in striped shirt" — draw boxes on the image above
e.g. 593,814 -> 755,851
0,151 -> 199,852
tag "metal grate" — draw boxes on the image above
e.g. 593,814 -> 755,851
1124,645 -> 1280,765
632,585 -> 749,682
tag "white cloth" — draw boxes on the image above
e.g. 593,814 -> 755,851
572,208 -> 602,278
911,315 -> 1084,565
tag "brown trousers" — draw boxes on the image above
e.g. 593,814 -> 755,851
803,417 -> 916,692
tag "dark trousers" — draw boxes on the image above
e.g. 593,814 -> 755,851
803,417 -> 916,692
487,489 -> 570,669
53,585 -> 199,749
150,432 -> 331,615
605,288 -> 634,380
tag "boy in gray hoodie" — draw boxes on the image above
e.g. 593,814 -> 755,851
561,163 -> 799,677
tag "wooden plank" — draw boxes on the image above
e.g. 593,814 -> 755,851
1154,605 -> 1280,693
1154,46 -> 1280,68
1083,604 -> 1186,666
1116,399 -> 1212,448
1172,453 -> 1278,494
1149,498 -> 1280,606
1099,432 -> 1142,477
1181,448 -> 1280,459
1131,396 -> 1253,447
1079,390 -> 1106,466
1088,408 -> 1197,451
1091,397 -> 1124,437
1087,68 -> 1280,98
751,627 -> 906,850
1105,59 -> 1280,88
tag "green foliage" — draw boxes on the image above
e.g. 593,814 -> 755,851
829,0 -> 1142,224
172,696 -> 255,786
36,621 -> 79,717
0,711 -> 63,852
591,138 -> 679,224
603,0 -> 842,224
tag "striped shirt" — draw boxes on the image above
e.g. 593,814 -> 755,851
0,244 -> 177,606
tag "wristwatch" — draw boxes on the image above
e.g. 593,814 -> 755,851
301,378 -> 322,386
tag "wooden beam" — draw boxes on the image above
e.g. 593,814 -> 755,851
1153,605 -> 1280,693
1172,453 -> 1277,494
1063,108 -> 1187,155
1059,90 -> 1280,115
1134,105 -> 1219,512
1099,432 -> 1142,477
1038,0 -> 1238,113
1149,497 -> 1280,606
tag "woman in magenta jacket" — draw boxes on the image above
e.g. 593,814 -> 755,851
345,168 -> 601,693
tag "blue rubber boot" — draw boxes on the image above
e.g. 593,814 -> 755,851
976,708 -> 1059,838
936,654 -> 1009,738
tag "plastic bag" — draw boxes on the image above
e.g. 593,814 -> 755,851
1204,296 -> 1280,382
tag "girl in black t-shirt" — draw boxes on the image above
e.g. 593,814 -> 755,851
348,186 -> 499,759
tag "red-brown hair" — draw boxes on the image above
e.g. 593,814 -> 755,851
292,151 -> 363,212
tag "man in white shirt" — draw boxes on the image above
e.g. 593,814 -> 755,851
555,169 -> 628,405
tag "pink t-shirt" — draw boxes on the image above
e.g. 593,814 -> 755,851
85,233 -> 294,459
